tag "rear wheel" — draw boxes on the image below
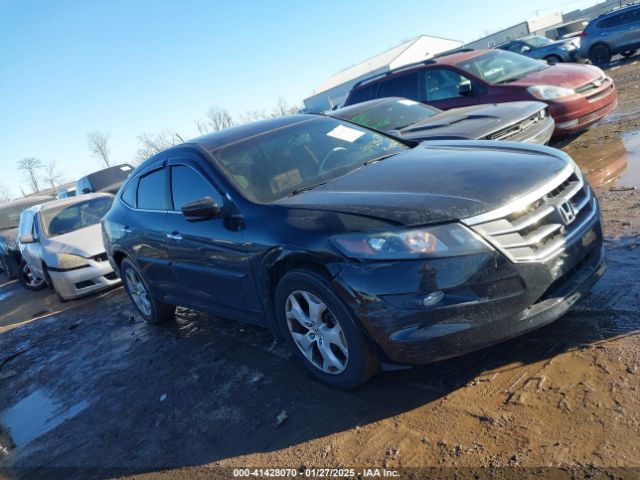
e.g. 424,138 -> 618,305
589,45 -> 611,66
545,55 -> 562,64
121,257 -> 175,324
17,261 -> 47,291
275,269 -> 379,389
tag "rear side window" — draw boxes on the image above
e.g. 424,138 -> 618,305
348,83 -> 378,104
170,165 -> 222,211
597,10 -> 637,28
377,72 -> 420,100
137,169 -> 165,210
120,179 -> 137,207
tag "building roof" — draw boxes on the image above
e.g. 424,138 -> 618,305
311,35 -> 462,95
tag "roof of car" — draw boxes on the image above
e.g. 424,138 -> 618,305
596,2 -> 639,18
351,49 -> 491,91
29,192 -> 113,213
184,114 -> 318,152
0,195 -> 54,211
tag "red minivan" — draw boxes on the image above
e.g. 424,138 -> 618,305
344,49 -> 617,136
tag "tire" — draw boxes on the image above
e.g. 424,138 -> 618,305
17,261 -> 47,291
275,269 -> 379,389
120,257 -> 175,324
621,50 -> 636,58
589,45 -> 611,66
545,55 -> 562,65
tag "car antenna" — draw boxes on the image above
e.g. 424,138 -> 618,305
175,133 -> 185,142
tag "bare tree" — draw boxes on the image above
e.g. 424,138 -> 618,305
238,98 -> 299,124
196,106 -> 235,135
17,157 -> 44,193
43,160 -> 62,190
135,130 -> 181,164
238,109 -> 270,124
271,96 -> 299,117
0,184 -> 11,203
87,131 -> 111,167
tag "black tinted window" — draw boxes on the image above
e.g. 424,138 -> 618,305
378,72 -> 419,100
171,165 -> 222,210
597,11 -> 636,28
137,169 -> 165,210
121,179 -> 137,207
348,83 -> 377,104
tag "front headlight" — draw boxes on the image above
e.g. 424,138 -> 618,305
527,85 -> 575,100
56,253 -> 88,270
330,224 -> 492,260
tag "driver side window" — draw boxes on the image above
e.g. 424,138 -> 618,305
170,165 -> 224,211
423,69 -> 473,101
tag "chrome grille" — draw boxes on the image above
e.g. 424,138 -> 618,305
575,75 -> 607,95
489,109 -> 546,141
463,166 -> 598,263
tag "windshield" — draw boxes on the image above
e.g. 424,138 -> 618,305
0,198 -> 51,231
457,50 -> 548,85
40,196 -> 113,237
523,36 -> 553,48
86,165 -> 133,191
213,117 -> 409,203
335,99 -> 440,131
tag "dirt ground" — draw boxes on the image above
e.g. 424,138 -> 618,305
1,59 -> 640,480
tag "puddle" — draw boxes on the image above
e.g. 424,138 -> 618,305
1,389 -> 89,447
570,132 -> 640,188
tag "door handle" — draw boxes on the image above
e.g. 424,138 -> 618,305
166,232 -> 182,241
122,226 -> 133,234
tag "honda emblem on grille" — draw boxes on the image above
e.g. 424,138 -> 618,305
557,201 -> 577,225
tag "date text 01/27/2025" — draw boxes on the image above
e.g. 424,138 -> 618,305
232,468 -> 400,477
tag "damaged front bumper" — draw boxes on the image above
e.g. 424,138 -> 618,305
332,213 -> 605,366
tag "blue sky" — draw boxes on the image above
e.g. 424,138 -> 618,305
0,0 -> 596,196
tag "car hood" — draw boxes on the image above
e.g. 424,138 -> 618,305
509,63 -> 603,89
398,101 -> 545,141
44,223 -> 106,258
274,141 -> 570,226
534,38 -> 578,53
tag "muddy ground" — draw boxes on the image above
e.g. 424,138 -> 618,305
1,59 -> 640,480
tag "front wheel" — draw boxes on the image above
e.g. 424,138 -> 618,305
545,55 -> 562,65
275,269 -> 379,389
589,45 -> 611,66
121,258 -> 175,324
18,261 -> 47,291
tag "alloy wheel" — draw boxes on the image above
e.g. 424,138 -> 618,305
285,290 -> 349,374
124,268 -> 152,316
22,264 -> 44,288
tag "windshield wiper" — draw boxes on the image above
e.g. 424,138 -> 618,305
288,181 -> 329,197
363,153 -> 397,166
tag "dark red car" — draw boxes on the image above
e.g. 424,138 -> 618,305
344,49 -> 618,136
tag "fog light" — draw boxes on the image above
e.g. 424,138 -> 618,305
419,291 -> 444,307
557,119 -> 579,129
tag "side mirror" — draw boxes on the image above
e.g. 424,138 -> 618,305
521,46 -> 531,54
458,83 -> 474,96
82,188 -> 91,194
19,233 -> 35,244
181,197 -> 221,222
